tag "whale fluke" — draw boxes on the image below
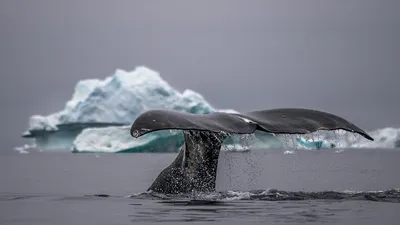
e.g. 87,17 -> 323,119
130,108 -> 374,194
239,108 -> 374,141
131,108 -> 373,141
130,110 -> 257,138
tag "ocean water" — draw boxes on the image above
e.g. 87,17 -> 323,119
1,149 -> 399,225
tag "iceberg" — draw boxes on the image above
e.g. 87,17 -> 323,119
25,66 -> 214,130
22,66 -> 222,150
21,65 -> 400,153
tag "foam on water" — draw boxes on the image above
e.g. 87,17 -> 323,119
128,189 -> 400,203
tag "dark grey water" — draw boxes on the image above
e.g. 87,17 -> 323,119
1,149 -> 399,225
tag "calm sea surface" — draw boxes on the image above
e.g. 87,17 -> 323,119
1,149 -> 399,225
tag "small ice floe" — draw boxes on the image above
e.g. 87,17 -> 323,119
284,150 -> 295,155
14,144 -> 31,154
334,149 -> 345,153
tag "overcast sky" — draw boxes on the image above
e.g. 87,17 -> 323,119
0,0 -> 399,150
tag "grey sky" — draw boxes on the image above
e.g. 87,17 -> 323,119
0,0 -> 399,149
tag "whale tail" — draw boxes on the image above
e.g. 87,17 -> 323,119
131,108 -> 374,194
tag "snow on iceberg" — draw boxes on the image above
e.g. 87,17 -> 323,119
22,66 -> 221,150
